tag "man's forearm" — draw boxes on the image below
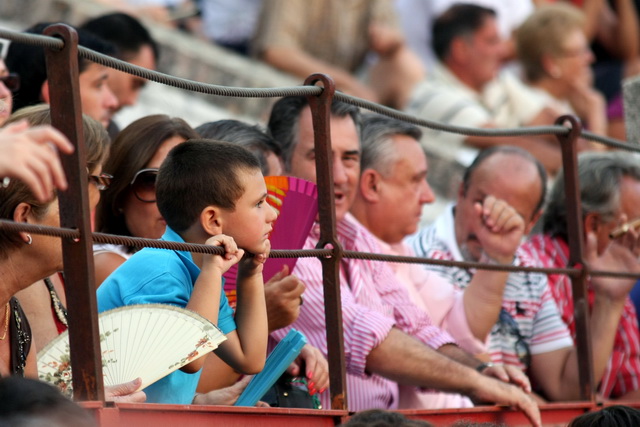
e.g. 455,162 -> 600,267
366,328 -> 480,394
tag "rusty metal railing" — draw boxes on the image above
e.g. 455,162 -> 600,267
1,24 -> 640,409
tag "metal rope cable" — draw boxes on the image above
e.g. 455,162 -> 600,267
0,219 -> 330,258
1,27 -> 636,151
3,219 -> 638,279
2,28 -> 639,277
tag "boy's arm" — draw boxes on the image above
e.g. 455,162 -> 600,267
214,245 -> 270,374
183,235 -> 243,373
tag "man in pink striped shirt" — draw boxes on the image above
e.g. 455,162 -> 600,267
266,96 -> 540,426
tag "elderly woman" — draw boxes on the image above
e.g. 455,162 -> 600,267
7,105 -> 110,354
516,3 -> 609,145
0,105 -> 109,378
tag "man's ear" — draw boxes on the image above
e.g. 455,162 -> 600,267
41,80 -> 51,104
457,182 -> 466,201
13,202 -> 34,244
449,37 -> 469,64
200,206 -> 223,236
583,212 -> 600,233
359,169 -> 381,203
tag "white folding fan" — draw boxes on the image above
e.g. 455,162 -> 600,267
37,304 -> 226,396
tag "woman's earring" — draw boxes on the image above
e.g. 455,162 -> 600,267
25,234 -> 32,245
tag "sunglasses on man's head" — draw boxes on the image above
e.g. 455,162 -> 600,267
130,168 -> 158,203
0,73 -> 20,93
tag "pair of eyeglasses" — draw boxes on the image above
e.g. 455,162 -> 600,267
130,168 -> 158,203
0,73 -> 20,93
88,173 -> 113,191
498,308 -> 531,367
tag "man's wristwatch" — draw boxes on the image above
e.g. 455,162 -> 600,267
476,361 -> 495,373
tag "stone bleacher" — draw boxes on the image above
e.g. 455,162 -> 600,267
0,0 -> 455,222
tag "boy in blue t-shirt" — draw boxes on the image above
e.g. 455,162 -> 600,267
97,139 -> 277,404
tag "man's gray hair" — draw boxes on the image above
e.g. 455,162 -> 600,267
543,151 -> 640,239
360,114 -> 423,176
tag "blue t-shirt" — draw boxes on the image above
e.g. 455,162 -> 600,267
97,227 -> 236,404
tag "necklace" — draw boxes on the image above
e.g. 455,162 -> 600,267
0,302 -> 10,340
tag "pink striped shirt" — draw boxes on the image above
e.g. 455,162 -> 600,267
524,234 -> 640,398
271,213 -> 455,411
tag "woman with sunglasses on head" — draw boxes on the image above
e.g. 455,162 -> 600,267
94,114 -> 198,287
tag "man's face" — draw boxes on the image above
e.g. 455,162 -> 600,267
78,63 -> 118,127
455,153 -> 541,261
289,106 -> 360,222
373,135 -> 435,243
109,45 -> 156,112
593,176 -> 640,254
464,16 -> 504,88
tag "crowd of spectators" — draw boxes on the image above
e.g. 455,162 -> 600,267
2,1 -> 640,425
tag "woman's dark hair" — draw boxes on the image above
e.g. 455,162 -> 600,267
95,114 -> 198,243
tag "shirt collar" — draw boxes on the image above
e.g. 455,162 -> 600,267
434,203 -> 465,262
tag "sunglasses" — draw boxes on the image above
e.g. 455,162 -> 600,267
498,308 -> 531,367
0,73 -> 20,93
130,168 -> 158,203
88,173 -> 113,191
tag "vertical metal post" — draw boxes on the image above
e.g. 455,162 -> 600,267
304,74 -> 347,410
555,115 -> 594,401
44,24 -> 104,401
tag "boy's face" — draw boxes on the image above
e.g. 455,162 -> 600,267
219,168 -> 277,253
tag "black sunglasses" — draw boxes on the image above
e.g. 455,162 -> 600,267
130,168 -> 158,203
0,73 -> 20,93
498,308 -> 531,367
88,173 -> 113,191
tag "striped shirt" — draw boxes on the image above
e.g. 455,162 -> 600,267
406,206 -> 573,373
523,234 -> 640,398
271,213 -> 455,411
406,63 -> 547,166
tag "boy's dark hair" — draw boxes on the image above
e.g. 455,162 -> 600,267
339,409 -> 433,427
267,97 -> 361,172
0,376 -> 95,427
5,22 -> 116,112
568,405 -> 640,427
432,3 -> 496,61
196,119 -> 282,176
80,12 -> 159,62
156,139 -> 261,232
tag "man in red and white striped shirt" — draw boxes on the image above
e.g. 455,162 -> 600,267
523,152 -> 640,400
266,96 -> 541,426
409,146 -> 638,402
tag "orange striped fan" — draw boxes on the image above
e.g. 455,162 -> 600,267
224,176 -> 318,309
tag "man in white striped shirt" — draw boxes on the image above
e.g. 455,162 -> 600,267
408,146 -> 634,401
266,96 -> 540,426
